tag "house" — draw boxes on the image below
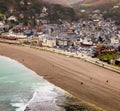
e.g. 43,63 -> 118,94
56,38 -> 68,47
42,35 -> 56,47
113,5 -> 119,9
100,47 -> 116,54
111,37 -> 120,44
81,38 -> 93,46
66,29 -> 76,35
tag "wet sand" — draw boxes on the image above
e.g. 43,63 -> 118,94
0,43 -> 120,111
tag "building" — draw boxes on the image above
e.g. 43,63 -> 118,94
42,35 -> 56,47
111,37 -> 120,44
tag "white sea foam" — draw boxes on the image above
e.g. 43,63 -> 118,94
15,89 -> 38,111
16,84 -> 54,111
15,84 -> 65,111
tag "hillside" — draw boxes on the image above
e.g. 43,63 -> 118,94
0,0 -> 120,25
0,0 -> 77,25
73,0 -> 120,25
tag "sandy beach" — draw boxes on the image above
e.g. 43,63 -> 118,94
0,43 -> 120,111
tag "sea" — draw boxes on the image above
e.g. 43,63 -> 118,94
0,56 -> 66,111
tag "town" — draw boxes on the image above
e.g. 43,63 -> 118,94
0,5 -> 120,68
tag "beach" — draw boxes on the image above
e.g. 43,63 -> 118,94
0,43 -> 120,111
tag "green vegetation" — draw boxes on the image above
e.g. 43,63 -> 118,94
103,9 -> 120,25
0,13 -> 3,17
47,4 -> 77,23
0,1 -> 7,13
100,54 -> 115,61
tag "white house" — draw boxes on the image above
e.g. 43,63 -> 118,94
81,38 -> 93,46
111,37 -> 120,44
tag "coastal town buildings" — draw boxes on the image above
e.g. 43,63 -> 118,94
0,9 -> 120,66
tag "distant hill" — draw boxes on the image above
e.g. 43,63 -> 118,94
43,0 -> 120,6
43,0 -> 120,11
43,0 -> 83,6
73,0 -> 120,9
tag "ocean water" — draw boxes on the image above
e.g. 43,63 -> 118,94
0,56 -> 66,111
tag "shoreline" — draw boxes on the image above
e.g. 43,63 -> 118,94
0,43 -> 120,111
0,38 -> 119,74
